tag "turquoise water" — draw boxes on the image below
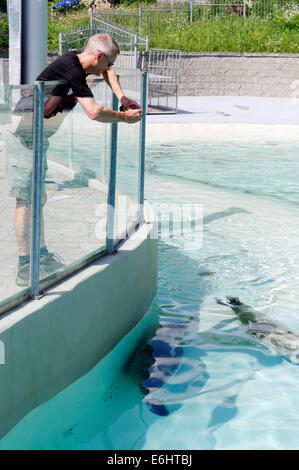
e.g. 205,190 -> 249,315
1,136 -> 299,450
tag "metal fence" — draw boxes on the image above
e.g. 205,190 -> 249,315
93,0 -> 298,34
92,15 -> 149,69
59,16 -> 149,69
143,49 -> 182,114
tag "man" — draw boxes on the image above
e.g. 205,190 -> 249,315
38,33 -> 142,122
10,33 -> 142,287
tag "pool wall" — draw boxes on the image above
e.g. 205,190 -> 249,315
0,201 -> 157,439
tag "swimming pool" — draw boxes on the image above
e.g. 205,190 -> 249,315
1,132 -> 299,450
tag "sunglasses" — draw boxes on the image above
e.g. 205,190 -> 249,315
103,53 -> 114,68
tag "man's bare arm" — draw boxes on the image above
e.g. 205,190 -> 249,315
102,67 -> 125,101
102,68 -> 142,111
77,97 -> 142,123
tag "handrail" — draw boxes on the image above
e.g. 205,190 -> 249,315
31,81 -> 45,299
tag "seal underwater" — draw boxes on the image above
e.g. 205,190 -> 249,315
127,320 -> 190,417
216,297 -> 299,365
127,316 -> 209,416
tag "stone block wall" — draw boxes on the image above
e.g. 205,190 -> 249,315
178,52 -> 299,97
3,49 -> 298,98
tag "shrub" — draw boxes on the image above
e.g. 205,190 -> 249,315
0,0 -> 7,13
0,14 -> 8,49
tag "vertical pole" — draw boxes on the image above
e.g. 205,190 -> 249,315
139,6 -> 142,34
142,36 -> 149,73
134,34 -> 138,69
138,72 -> 147,225
59,32 -> 63,56
31,81 -> 45,299
106,92 -> 119,254
190,0 -> 193,23
243,0 -> 246,18
90,5 -> 94,35
21,0 -> 48,84
68,109 -> 73,169
0,60 -> 3,84
8,0 -> 22,85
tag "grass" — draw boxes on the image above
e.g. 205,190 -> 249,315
145,14 -> 299,54
1,1 -> 299,54
48,8 -> 90,50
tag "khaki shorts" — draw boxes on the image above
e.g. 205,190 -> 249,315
4,127 -> 49,202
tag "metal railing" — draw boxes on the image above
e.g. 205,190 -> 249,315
92,16 -> 149,69
59,26 -> 94,55
0,70 -> 147,314
59,14 -> 149,69
143,49 -> 182,114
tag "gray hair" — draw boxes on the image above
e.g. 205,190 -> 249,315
84,33 -> 120,57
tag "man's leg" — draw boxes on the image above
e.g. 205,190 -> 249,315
15,196 -> 47,286
14,195 -> 46,255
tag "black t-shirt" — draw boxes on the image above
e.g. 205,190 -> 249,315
36,51 -> 93,98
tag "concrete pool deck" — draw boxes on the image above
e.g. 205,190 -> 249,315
147,96 -> 299,126
0,149 -> 136,306
146,96 -> 299,143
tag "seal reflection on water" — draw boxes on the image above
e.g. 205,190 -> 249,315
216,297 -> 299,365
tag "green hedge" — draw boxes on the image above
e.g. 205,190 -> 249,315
0,14 -> 8,49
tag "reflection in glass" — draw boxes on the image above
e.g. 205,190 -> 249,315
115,69 -> 142,244
39,80 -> 113,284
0,85 -> 34,299
0,69 -> 144,308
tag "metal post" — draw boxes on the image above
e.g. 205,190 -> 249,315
31,81 -> 45,298
90,6 -> 94,35
190,0 -> 193,23
21,0 -> 48,84
138,72 -> 147,225
8,0 -> 22,85
68,109 -> 73,169
139,6 -> 142,34
59,32 -> 63,56
243,0 -> 246,18
106,92 -> 119,254
134,34 -> 138,69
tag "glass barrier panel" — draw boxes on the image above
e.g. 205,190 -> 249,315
39,81 -> 112,285
0,84 -> 34,303
114,69 -> 142,245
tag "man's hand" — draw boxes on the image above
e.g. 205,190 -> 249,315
123,108 -> 143,123
120,96 -> 142,112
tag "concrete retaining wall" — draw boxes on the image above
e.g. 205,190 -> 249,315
0,201 -> 157,439
178,52 -> 299,97
46,51 -> 299,98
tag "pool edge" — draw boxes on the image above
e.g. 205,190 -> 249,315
0,200 -> 157,439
